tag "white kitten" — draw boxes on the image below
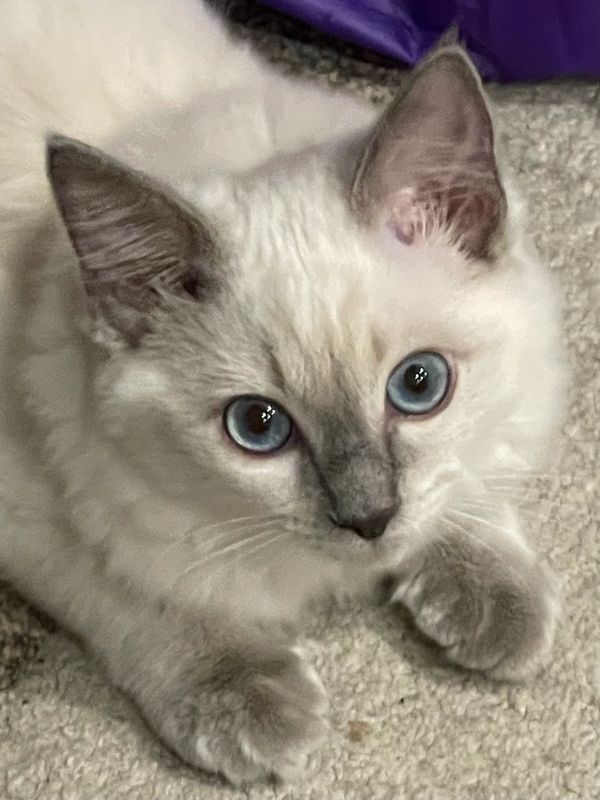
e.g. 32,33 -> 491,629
0,0 -> 566,784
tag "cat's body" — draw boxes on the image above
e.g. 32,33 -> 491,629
0,0 -> 567,784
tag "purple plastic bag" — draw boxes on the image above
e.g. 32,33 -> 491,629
262,0 -> 600,81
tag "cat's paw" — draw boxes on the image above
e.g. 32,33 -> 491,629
392,535 -> 560,681
158,645 -> 328,785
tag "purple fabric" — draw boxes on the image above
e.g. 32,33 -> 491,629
262,0 -> 600,81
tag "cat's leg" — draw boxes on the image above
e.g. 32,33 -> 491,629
5,519 -> 327,784
390,504 -> 560,680
109,604 -> 329,784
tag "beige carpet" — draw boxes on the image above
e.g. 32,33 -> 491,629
1,14 -> 599,800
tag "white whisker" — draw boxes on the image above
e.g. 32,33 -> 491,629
176,525 -> 287,581
448,507 -> 508,534
439,515 -> 501,559
157,513 -> 288,561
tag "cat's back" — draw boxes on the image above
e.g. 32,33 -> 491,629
0,0 -> 261,197
0,0 -> 373,191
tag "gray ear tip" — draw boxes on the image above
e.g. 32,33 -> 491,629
421,44 -> 482,82
45,133 -> 97,182
45,132 -> 87,160
46,132 -> 70,152
436,25 -> 462,48
46,133 -> 70,174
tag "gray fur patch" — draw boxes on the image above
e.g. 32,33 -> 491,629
305,404 -> 398,537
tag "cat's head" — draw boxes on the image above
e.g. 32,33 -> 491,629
47,49 -> 566,566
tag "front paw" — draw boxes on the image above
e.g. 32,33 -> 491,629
156,645 -> 328,785
392,535 -> 560,680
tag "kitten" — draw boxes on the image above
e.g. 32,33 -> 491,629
0,0 -> 567,785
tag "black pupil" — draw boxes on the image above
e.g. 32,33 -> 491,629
245,403 -> 276,435
404,364 -> 429,394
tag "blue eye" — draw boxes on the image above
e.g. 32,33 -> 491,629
224,395 -> 293,453
386,351 -> 451,416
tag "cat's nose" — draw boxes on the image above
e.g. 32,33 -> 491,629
332,505 -> 397,540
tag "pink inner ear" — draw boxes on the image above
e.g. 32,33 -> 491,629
351,49 -> 507,260
387,190 -> 418,244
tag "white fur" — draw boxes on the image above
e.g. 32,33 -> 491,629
0,0 -> 567,757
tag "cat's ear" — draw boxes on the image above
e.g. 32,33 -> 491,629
47,135 -> 217,347
351,48 -> 506,261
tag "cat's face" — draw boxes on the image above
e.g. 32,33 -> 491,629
48,49 -> 566,567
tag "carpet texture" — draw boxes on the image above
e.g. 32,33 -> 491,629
1,13 -> 599,800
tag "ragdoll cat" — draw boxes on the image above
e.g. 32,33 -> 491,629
0,0 -> 566,785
